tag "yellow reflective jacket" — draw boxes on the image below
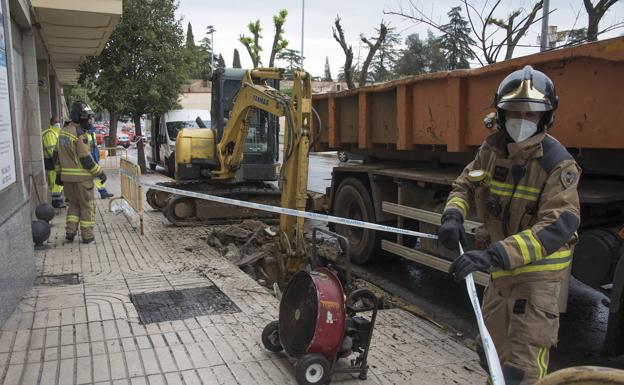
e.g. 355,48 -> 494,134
55,123 -> 102,182
445,130 -> 581,283
42,125 -> 60,170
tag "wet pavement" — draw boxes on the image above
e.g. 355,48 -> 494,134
352,259 -> 624,371
0,170 -> 486,385
138,147 -> 624,370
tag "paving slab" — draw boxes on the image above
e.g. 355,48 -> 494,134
0,170 -> 486,385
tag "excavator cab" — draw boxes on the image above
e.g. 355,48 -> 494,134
210,68 -> 280,182
174,68 -> 280,182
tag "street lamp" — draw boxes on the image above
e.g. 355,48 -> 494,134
207,25 -> 216,73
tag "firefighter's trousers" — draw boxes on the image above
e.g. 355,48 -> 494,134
64,180 -> 95,241
480,279 -> 561,385
45,170 -> 64,206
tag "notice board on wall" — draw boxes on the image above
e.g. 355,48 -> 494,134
0,5 -> 15,192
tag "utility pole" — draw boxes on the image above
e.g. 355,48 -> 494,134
540,0 -> 550,51
300,0 -> 305,67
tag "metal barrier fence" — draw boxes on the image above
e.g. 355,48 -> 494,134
109,158 -> 144,234
98,147 -> 128,170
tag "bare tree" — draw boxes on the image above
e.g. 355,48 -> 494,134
332,16 -> 355,90
385,1 -> 548,64
488,1 -> 543,60
359,23 -> 388,86
583,0 -> 620,41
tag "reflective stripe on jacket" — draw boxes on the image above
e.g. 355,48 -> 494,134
445,130 -> 581,282
56,123 -> 102,182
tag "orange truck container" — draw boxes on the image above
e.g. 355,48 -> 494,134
311,37 -> 624,356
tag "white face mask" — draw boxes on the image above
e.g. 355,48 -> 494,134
54,123 -> 61,128
505,118 -> 538,142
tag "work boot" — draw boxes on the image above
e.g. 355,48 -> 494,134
52,200 -> 66,209
65,233 -> 75,242
82,237 -> 95,244
99,190 -> 114,199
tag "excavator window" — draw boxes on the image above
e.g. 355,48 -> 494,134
166,120 -> 207,142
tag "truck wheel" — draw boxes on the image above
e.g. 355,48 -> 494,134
334,177 -> 379,264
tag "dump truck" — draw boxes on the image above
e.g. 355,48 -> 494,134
311,37 -> 624,356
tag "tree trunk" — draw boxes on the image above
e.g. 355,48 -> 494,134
587,11 -> 599,41
133,114 -> 146,173
359,25 -> 388,86
108,111 -> 118,156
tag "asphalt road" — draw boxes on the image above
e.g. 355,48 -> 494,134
129,146 -> 624,371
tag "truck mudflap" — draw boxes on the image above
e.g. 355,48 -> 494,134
602,253 -> 624,356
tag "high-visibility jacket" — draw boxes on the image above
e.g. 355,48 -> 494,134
42,125 -> 60,170
445,130 -> 581,283
88,129 -> 100,162
56,123 -> 102,182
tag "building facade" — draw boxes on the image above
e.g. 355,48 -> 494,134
0,0 -> 121,326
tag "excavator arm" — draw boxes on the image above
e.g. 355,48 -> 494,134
213,67 -> 313,275
212,68 -> 289,180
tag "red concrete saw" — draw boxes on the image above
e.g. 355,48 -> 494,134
261,228 -> 379,385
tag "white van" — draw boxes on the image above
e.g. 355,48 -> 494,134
145,109 -> 211,176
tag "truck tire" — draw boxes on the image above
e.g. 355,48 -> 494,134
334,177 -> 379,264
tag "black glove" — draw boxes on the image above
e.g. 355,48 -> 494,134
438,209 -> 467,250
448,249 -> 502,282
98,172 -> 107,183
55,173 -> 63,186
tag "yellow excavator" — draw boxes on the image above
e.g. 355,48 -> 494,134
147,67 -> 312,273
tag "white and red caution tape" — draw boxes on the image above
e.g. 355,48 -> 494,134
140,180 -> 439,240
460,242 -> 505,385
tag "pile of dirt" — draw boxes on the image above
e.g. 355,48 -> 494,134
204,220 -> 352,287
205,219 -> 280,269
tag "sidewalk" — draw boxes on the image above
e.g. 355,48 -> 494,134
0,171 -> 486,385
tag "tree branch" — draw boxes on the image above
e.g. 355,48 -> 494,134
332,16 -> 355,89
359,23 -> 388,86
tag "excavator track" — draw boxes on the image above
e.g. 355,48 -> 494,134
146,181 -> 281,226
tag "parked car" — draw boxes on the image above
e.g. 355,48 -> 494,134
95,128 -> 107,146
116,132 -> 131,148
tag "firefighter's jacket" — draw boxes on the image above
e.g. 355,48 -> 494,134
56,123 -> 102,182
41,125 -> 60,171
445,130 -> 581,283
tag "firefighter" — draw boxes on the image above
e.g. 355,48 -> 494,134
42,115 -> 65,208
87,123 -> 114,199
439,66 -> 581,384
55,102 -> 107,243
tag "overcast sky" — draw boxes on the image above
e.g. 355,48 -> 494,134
176,0 -> 623,77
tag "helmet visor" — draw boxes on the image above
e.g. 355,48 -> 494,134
497,79 -> 554,112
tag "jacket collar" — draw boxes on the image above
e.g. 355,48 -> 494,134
483,130 -> 545,160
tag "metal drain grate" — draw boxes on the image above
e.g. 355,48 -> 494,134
130,286 -> 241,324
35,273 -> 81,286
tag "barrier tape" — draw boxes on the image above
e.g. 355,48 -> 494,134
134,176 -> 438,240
460,243 -> 505,385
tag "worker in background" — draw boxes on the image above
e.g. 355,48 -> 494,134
438,65 -> 580,384
55,101 -> 107,244
42,115 -> 65,208
87,123 -> 114,199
